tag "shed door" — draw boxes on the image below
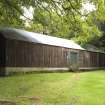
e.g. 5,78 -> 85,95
69,51 -> 78,70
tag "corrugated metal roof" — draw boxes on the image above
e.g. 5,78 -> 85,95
0,28 -> 84,50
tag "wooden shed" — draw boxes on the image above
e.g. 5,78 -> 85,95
0,28 -> 105,75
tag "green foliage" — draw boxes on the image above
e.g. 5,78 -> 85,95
0,0 -> 105,49
0,0 -> 24,27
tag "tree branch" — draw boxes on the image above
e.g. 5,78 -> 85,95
4,0 -> 33,21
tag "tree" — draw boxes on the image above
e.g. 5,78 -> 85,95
0,0 -> 24,27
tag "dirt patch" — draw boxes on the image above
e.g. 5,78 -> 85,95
69,96 -> 80,105
73,73 -> 80,81
28,97 -> 40,101
69,73 -> 80,87
18,96 -> 40,102
0,101 -> 17,105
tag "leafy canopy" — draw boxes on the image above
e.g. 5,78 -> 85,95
0,0 -> 105,49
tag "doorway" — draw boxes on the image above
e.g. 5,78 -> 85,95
69,51 -> 78,70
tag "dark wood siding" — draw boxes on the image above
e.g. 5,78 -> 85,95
89,52 -> 99,67
99,53 -> 105,67
2,38 -> 105,69
79,50 -> 105,68
5,39 -> 69,67
79,51 -> 90,68
0,34 -> 6,67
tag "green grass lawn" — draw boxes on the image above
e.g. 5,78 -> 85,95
0,70 -> 105,105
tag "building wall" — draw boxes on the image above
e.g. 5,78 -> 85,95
2,38 -> 105,72
0,34 -> 6,75
99,53 -> 105,67
5,39 -> 71,68
0,34 -> 6,67
79,50 -> 105,69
